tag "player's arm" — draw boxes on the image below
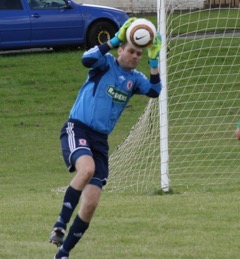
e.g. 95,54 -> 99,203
150,67 -> 159,75
82,18 -> 137,68
147,75 -> 161,97
147,33 -> 162,73
145,33 -> 162,96
82,41 -> 114,68
108,17 -> 137,49
133,70 -> 161,98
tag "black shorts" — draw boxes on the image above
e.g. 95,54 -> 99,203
60,119 -> 109,188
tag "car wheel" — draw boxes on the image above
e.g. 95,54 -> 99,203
86,21 -> 117,49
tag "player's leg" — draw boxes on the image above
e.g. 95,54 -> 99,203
50,154 -> 95,247
55,184 -> 101,258
79,184 -> 102,221
54,144 -> 108,257
70,155 -> 95,190
50,120 -> 95,246
51,120 -> 109,257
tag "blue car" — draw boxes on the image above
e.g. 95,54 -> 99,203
0,0 -> 128,50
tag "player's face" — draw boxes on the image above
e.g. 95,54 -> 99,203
117,43 -> 143,70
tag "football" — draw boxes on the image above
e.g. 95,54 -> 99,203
126,18 -> 156,48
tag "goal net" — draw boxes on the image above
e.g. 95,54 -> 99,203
106,3 -> 240,193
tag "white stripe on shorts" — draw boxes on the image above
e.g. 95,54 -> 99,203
66,122 -> 76,152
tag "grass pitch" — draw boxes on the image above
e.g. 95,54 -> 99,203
1,12 -> 240,258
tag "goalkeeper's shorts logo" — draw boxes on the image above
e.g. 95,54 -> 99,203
79,138 -> 87,146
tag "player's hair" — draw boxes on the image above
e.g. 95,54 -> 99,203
119,42 -> 144,54
119,42 -> 128,49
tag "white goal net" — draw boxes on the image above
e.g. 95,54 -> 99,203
106,3 -> 240,193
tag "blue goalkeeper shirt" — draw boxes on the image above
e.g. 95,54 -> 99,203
69,43 -> 161,134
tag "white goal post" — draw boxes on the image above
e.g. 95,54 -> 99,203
159,0 -> 169,191
106,1 -> 240,193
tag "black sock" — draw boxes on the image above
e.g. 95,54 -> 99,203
55,186 -> 82,228
62,215 -> 89,253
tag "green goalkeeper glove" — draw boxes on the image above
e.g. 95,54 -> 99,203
147,33 -> 162,68
110,17 -> 137,48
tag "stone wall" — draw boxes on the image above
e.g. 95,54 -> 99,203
76,0 -> 206,13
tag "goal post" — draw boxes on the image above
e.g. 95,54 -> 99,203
159,0 -> 170,191
106,2 -> 240,193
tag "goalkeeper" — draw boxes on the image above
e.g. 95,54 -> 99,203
236,122 -> 240,141
49,17 -> 162,259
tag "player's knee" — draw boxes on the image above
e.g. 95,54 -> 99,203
75,156 -> 95,179
76,165 -> 94,181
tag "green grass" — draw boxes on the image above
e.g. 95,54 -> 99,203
168,9 -> 240,35
1,12 -> 240,258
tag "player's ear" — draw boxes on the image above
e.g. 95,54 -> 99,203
118,45 -> 124,55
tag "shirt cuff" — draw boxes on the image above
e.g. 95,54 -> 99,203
150,73 -> 160,84
98,43 -> 111,56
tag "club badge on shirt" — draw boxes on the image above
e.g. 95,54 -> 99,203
127,81 -> 133,91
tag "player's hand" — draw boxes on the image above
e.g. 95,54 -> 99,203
147,33 -> 162,68
116,17 -> 137,42
109,17 -> 137,48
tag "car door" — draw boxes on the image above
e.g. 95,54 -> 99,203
0,0 -> 31,49
27,0 -> 84,47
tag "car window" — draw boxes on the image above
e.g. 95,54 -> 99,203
0,0 -> 23,10
29,0 -> 68,9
